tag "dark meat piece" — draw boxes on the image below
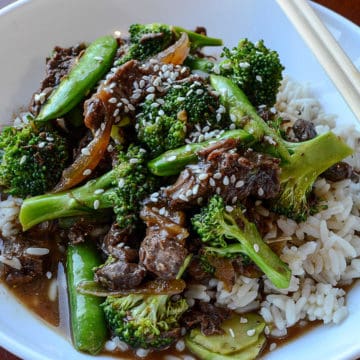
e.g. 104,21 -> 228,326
322,161 -> 353,182
194,26 -> 207,36
94,258 -> 146,290
1,236 -> 50,285
139,204 -> 189,279
29,44 -> 86,115
181,302 -> 231,336
187,257 -> 212,283
94,223 -> 146,290
292,119 -> 317,141
165,138 -> 281,209
84,59 -> 190,129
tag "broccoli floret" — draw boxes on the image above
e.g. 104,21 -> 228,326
192,195 -> 291,289
102,293 -> 188,349
101,256 -> 191,350
273,132 -> 353,221
19,144 -> 158,231
219,39 -> 284,107
136,79 -> 223,157
186,39 -> 284,107
0,123 -> 69,197
117,23 -> 223,65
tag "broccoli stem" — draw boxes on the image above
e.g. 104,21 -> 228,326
19,170 -> 116,231
210,75 -> 291,162
173,26 -> 223,49
185,56 -> 215,72
148,129 -> 253,176
207,211 -> 291,289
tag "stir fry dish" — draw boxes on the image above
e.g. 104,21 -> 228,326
1,23 -> 359,360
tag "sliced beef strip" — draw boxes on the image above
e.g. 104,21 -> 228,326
181,302 -> 231,336
139,204 -> 189,280
164,138 -> 281,210
322,161 -> 353,182
292,119 -> 317,142
1,235 -> 51,285
83,59 -> 191,129
94,223 -> 146,290
29,44 -> 86,115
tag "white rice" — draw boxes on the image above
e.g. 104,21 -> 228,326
0,196 -> 22,238
204,77 -> 360,338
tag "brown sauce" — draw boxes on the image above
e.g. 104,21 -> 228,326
2,237 -> 358,360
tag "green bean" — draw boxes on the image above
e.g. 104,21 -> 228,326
37,35 -> 117,122
148,129 -> 253,176
66,242 -> 107,354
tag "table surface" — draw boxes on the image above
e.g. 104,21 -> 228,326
0,0 -> 359,359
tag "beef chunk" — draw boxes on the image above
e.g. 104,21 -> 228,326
94,223 -> 146,290
1,236 -> 50,285
94,258 -> 146,290
292,119 -> 317,141
139,204 -> 189,279
164,138 -> 280,209
322,161 -> 353,182
30,44 -> 86,115
181,302 -> 231,336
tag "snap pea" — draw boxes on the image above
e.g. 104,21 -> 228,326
37,35 -> 117,122
66,242 -> 107,354
148,129 -> 253,176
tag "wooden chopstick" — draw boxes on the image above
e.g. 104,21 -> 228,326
276,0 -> 360,122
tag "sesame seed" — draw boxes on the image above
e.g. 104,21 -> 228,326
197,197 -> 203,205
167,155 -> 177,162
239,62 -> 250,68
236,180 -> 245,188
196,89 -> 204,95
83,169 -> 92,176
113,108 -> 120,117
46,136 -> 54,142
179,194 -> 188,202
94,189 -> 104,195
192,184 -> 199,195
128,104 -> 135,111
225,205 -> 234,213
253,243 -> 260,252
230,174 -> 236,184
146,94 -> 155,101
213,172 -> 222,180
216,113 -> 222,122
146,86 -> 155,93
240,317 -> 248,323
93,200 -> 100,210
186,189 -> 193,197
94,56 -> 103,61
161,64 -> 168,72
124,106 -> 129,113
230,114 -> 236,122
247,329 -> 256,336
223,176 -> 229,186
270,343 -> 277,351
19,155 -> 27,165
139,79 -> 145,88
264,326 -> 270,335
116,102 -> 123,107
159,207 -> 166,215
216,187 -> 221,194
258,187 -> 264,196
256,75 -> 262,82
38,141 -> 46,148
228,328 -> 235,338
100,122 -> 106,131
229,123 -> 236,130
158,109 -> 165,116
232,196 -> 238,204
118,178 -> 125,187
107,144 -> 114,152
198,173 -> 208,181
209,178 -> 216,187
129,158 -> 139,164
157,98 -> 165,105
177,96 -> 185,102
186,89 -> 193,97
81,148 -> 91,156
108,97 -> 117,103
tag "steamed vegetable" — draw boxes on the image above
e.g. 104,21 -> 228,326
66,242 -> 108,354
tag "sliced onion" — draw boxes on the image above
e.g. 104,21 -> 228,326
156,32 -> 190,65
53,111 -> 112,192
77,278 -> 186,297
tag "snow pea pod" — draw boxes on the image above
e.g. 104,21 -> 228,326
148,129 -> 253,176
67,242 -> 108,354
37,35 -> 117,122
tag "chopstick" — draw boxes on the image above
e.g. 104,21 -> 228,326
276,0 -> 360,122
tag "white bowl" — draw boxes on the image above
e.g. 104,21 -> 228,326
0,1 -> 360,359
